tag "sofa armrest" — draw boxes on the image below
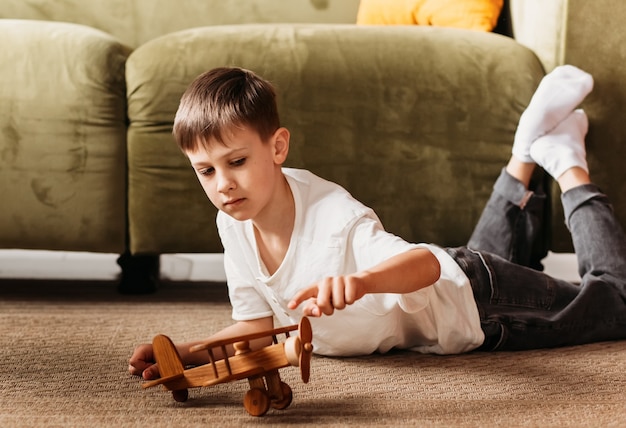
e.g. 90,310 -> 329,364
0,20 -> 130,253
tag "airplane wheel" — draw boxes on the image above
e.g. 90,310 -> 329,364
172,389 -> 188,402
271,382 -> 293,410
244,388 -> 270,416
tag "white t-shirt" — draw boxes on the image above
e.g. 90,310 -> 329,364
217,168 -> 484,356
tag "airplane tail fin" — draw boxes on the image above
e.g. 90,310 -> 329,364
143,334 -> 188,401
152,334 -> 185,378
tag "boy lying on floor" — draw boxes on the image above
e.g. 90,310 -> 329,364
130,65 -> 626,379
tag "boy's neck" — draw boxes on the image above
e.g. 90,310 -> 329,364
252,174 -> 295,276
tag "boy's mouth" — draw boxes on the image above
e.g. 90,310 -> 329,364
223,198 -> 245,208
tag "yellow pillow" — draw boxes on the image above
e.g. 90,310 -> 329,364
356,0 -> 504,32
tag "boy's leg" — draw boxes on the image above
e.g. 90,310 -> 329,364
456,107 -> 626,351
468,66 -> 594,269
561,183 -> 626,288
467,167 -> 548,270
532,108 -> 626,294
512,65 -> 593,163
450,232 -> 626,351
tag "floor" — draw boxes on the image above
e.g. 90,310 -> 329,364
0,250 -> 580,283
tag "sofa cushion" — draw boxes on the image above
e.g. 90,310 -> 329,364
356,0 -> 504,32
126,24 -> 544,254
0,20 -> 130,252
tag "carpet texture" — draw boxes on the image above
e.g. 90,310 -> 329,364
1,280 -> 624,427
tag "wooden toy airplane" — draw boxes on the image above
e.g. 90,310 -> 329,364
141,317 -> 313,416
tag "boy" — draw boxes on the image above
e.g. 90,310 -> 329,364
129,66 -> 626,380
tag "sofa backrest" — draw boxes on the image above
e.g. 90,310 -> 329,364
550,0 -> 626,251
0,0 -> 361,47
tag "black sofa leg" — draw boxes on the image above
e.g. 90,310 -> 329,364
116,252 -> 160,294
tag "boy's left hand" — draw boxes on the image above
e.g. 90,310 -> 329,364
287,275 -> 368,317
128,343 -> 160,380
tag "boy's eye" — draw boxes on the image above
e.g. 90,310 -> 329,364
231,158 -> 246,167
198,167 -> 214,176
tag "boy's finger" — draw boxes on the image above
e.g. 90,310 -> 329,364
142,364 -> 160,380
303,303 -> 321,317
288,287 -> 318,309
128,364 -> 141,376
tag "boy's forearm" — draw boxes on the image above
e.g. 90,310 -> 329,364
355,248 -> 441,295
287,248 -> 441,316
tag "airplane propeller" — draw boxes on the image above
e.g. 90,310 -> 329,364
285,317 -> 314,383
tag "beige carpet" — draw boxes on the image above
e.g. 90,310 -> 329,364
1,279 -> 624,427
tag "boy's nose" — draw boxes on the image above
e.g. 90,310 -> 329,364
216,172 -> 236,193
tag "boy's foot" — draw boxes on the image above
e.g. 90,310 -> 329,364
512,65 -> 593,163
530,109 -> 589,180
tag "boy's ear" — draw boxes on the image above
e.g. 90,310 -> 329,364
272,127 -> 290,163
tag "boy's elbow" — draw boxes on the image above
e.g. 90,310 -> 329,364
426,250 -> 441,285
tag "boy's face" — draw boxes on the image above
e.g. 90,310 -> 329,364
185,126 -> 290,222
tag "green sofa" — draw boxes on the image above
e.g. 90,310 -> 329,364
0,1 -> 571,292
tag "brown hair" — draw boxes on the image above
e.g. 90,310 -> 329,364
173,67 -> 280,152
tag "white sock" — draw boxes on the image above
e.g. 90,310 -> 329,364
530,109 -> 589,179
512,65 -> 593,163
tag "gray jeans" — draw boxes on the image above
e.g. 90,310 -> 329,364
447,169 -> 626,351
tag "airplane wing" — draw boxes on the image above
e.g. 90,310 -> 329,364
141,372 -> 184,389
189,323 -> 299,354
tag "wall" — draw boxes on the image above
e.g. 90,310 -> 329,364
510,0 -> 567,71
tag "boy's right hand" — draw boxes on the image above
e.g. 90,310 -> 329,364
128,343 -> 160,380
